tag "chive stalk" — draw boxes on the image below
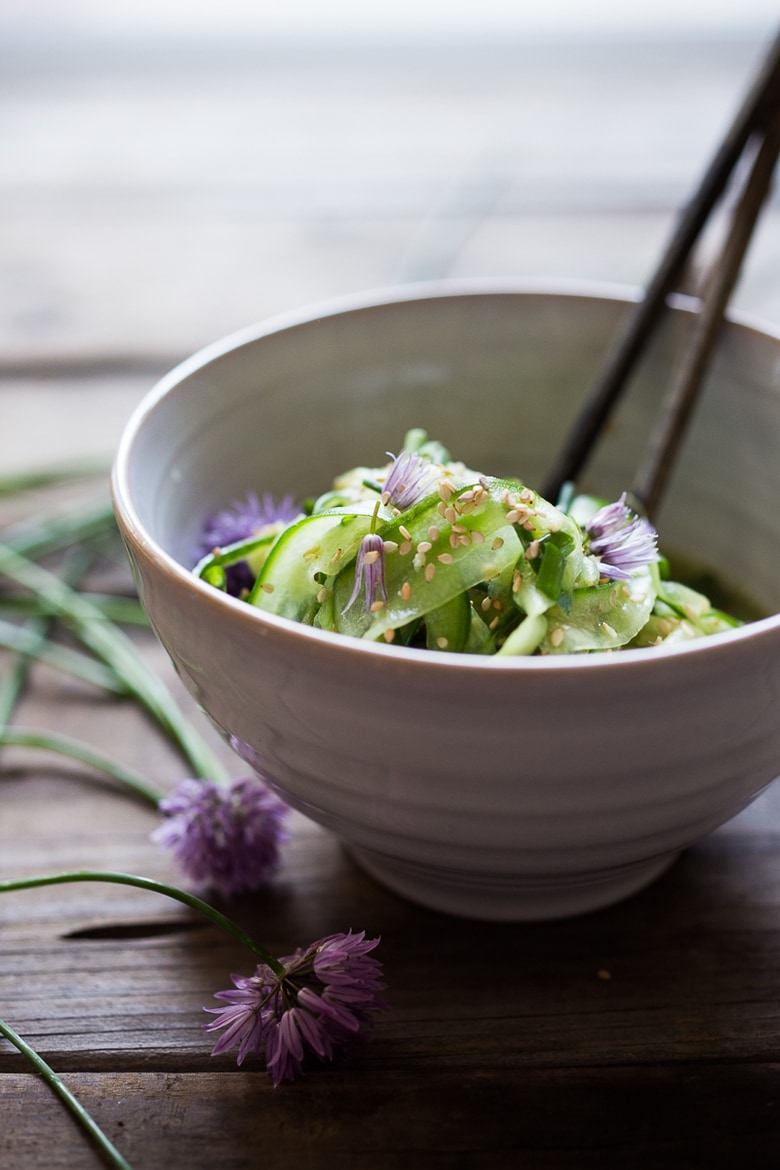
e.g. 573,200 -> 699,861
0,542 -> 227,782
0,1017 -> 135,1170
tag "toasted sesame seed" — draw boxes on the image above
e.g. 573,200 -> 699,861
363,550 -> 381,565
512,569 -> 523,592
425,563 -> 436,582
444,506 -> 457,524
383,540 -> 399,553
370,599 -> 386,612
491,536 -> 504,551
550,626 -> 565,647
449,533 -> 460,548
437,552 -> 454,564
481,596 -> 492,612
436,636 -> 449,649
399,525 -> 412,541
438,480 -> 456,500
401,581 -> 412,601
525,540 -> 540,559
427,526 -> 440,543
399,540 -> 413,556
493,599 -> 504,611
479,476 -> 491,489
523,518 -> 535,531
416,540 -> 432,554
458,533 -> 471,546
471,530 -> 485,545
520,488 -> 534,503
489,615 -> 501,630
505,509 -> 520,524
458,490 -> 475,504
437,501 -> 448,518
261,582 -> 275,594
383,628 -> 395,643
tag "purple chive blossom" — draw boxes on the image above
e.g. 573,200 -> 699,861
586,492 -> 660,580
381,448 -> 439,510
342,532 -> 387,614
152,776 -> 290,899
204,931 -> 386,1085
198,492 -> 299,596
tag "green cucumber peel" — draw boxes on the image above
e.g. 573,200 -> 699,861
194,530 -> 279,590
249,507 -> 378,620
195,436 -> 744,656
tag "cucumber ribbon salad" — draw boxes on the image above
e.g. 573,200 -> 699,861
194,429 -> 741,655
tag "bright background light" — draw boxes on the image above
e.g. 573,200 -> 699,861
3,0 -> 779,38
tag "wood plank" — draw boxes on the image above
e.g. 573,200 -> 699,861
3,31 -> 780,1152
0,376 -> 155,474
3,727 -> 780,1071
3,1064 -> 780,1170
2,36 -> 779,365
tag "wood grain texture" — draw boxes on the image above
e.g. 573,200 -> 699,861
3,28 -> 780,1170
2,35 -> 779,365
3,1063 -> 780,1170
3,574 -> 780,1166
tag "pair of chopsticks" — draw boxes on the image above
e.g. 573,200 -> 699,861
542,29 -> 780,518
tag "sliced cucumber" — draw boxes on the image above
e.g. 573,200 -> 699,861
193,531 -> 280,591
249,509 -> 373,622
424,591 -> 471,653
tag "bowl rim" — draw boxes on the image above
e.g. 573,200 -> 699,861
111,276 -> 780,675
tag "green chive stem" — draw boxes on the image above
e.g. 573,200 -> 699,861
0,625 -> 40,727
0,619 -> 126,694
0,593 -> 149,626
2,499 -> 118,561
0,460 -> 109,496
0,542 -> 227,783
0,1016 -> 136,1170
0,547 -> 98,727
0,728 -> 164,806
0,869 -> 282,971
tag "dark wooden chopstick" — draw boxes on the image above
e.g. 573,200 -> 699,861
632,104 -> 780,515
542,28 -> 780,513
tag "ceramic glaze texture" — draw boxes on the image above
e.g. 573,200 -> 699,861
112,281 -> 780,920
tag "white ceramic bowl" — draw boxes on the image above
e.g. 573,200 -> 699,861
112,280 -> 780,921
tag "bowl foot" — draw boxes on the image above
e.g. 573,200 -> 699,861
347,845 -> 680,921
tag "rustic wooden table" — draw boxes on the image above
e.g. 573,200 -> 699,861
2,25 -> 780,1169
